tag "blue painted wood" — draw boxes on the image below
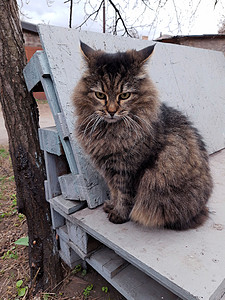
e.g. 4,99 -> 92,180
37,25 -> 225,155
39,127 -> 63,156
49,195 -> 86,215
58,173 -> 86,201
50,205 -> 65,229
56,225 -> 82,268
24,48 -> 109,208
23,50 -> 50,91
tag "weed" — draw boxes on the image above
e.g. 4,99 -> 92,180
83,284 -> 93,298
71,264 -> 82,274
0,175 -> 7,182
0,211 -> 12,218
11,193 -> 17,206
16,279 -> 28,297
0,148 -> 9,158
71,264 -> 87,277
81,269 -> 87,276
1,246 -> 18,260
18,213 -> 25,220
102,286 -> 109,293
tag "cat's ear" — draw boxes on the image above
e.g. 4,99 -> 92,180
80,41 -> 96,61
137,44 -> 156,64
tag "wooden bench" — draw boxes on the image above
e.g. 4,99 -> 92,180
24,24 -> 225,300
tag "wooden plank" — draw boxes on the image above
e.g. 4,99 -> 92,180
44,180 -> 50,201
23,50 -> 50,92
57,225 -> 69,242
48,195 -> 86,215
44,151 -> 69,198
50,206 -> 65,229
68,150 -> 225,300
87,247 -> 180,300
28,38 -> 109,208
39,127 -> 63,156
57,226 -> 82,268
55,112 -> 70,139
38,24 -> 225,155
58,173 -> 87,201
88,247 -> 128,279
66,220 -> 101,255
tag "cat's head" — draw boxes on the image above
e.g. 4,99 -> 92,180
74,41 -> 158,124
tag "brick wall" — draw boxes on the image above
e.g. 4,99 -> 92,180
23,30 -> 46,100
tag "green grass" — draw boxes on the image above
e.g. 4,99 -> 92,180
0,148 -> 9,158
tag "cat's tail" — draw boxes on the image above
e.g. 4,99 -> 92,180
164,206 -> 209,231
130,203 -> 209,231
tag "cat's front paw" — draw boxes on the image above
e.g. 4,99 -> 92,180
108,210 -> 129,224
103,200 -> 114,213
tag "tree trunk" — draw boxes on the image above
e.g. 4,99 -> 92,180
0,0 -> 62,292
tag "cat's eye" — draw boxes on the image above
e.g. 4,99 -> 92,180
95,92 -> 106,100
119,92 -> 131,100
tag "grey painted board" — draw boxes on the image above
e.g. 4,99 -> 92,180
23,50 -> 50,92
49,195 -> 86,215
87,247 -> 180,300
44,180 -> 50,201
57,226 -> 82,268
50,206 -> 65,229
58,173 -> 87,201
44,151 -> 61,198
38,24 -> 225,156
26,32 -> 109,208
90,247 -> 129,279
35,24 -> 225,209
39,127 -> 63,156
57,225 -> 69,242
66,219 -> 102,255
67,149 -> 225,300
67,220 -> 88,253
44,151 -> 69,198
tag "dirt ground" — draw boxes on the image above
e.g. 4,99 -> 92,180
0,102 -> 125,300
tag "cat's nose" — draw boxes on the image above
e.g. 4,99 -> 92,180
109,111 -> 116,117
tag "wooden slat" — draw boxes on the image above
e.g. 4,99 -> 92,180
44,151 -> 68,199
23,50 -> 50,92
57,225 -> 82,268
87,247 -> 180,300
38,24 -> 225,155
65,150 -> 225,300
39,126 -> 63,156
48,195 -> 86,215
58,173 -> 87,201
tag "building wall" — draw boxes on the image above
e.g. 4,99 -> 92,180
23,30 -> 42,48
179,38 -> 225,54
157,36 -> 225,55
23,29 -> 46,100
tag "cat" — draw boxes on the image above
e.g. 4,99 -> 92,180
72,41 -> 213,230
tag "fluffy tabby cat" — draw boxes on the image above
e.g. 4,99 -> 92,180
73,41 -> 213,230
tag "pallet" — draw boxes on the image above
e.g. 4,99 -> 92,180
39,125 -> 225,300
23,25 -> 225,299
49,149 -> 225,300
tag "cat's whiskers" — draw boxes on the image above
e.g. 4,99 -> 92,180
124,115 -> 143,139
81,115 -> 98,140
77,113 -> 96,130
89,116 -> 104,137
129,113 -> 155,140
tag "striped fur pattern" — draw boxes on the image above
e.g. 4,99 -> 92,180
73,42 -> 213,230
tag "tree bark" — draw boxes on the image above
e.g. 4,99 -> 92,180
0,0 -> 62,292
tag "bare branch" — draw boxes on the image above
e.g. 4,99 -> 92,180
76,0 -> 104,30
108,0 -> 132,37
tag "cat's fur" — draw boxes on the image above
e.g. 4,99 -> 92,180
73,42 -> 213,230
